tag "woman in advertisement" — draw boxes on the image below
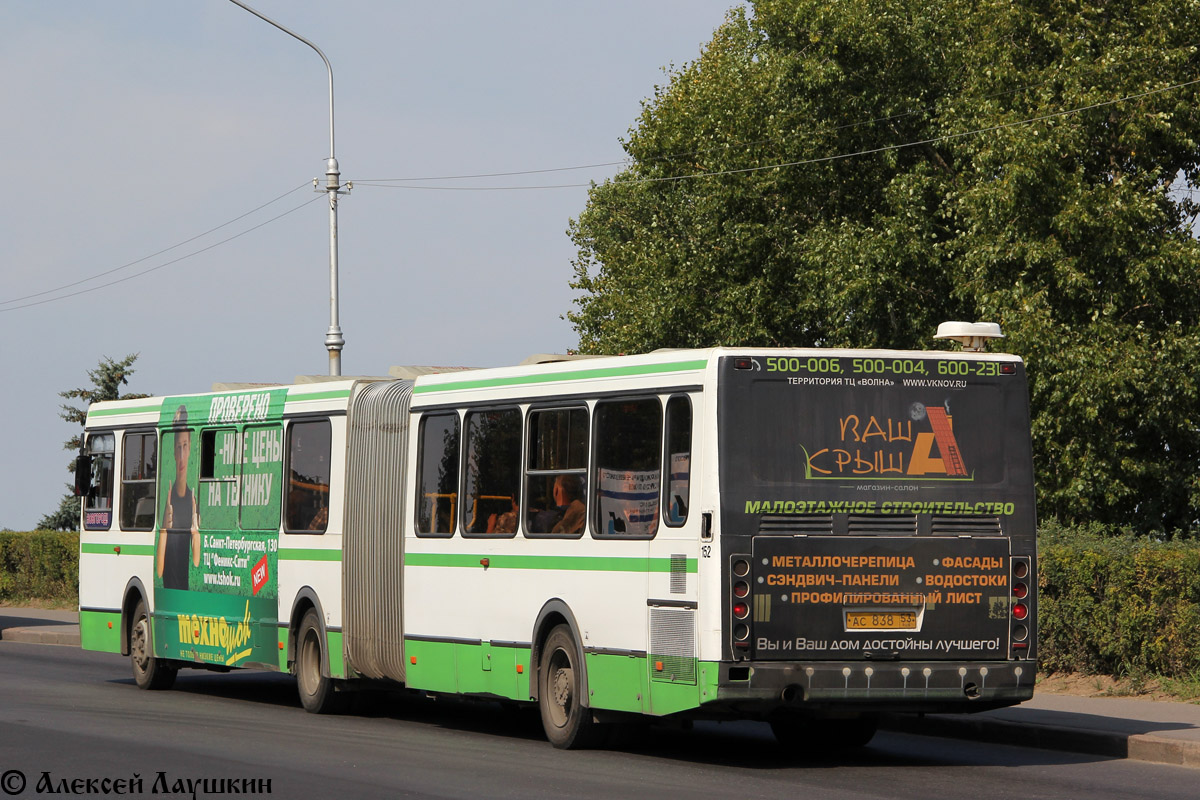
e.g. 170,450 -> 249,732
156,405 -> 201,590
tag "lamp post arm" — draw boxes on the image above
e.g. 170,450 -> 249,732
227,0 -> 335,159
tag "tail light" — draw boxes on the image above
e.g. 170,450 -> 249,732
730,556 -> 752,657
1010,556 -> 1033,658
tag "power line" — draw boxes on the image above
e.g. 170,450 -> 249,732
357,40 -> 1200,186
8,49 -> 1195,312
0,182 -> 312,308
0,194 -> 322,313
353,76 -> 1200,192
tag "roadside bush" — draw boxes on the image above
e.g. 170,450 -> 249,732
4,521 -> 1200,679
1037,520 -> 1200,678
0,530 -> 78,605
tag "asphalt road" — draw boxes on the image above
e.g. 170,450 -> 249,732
1,640 -> 1197,800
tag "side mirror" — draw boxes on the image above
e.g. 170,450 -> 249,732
73,454 -> 93,497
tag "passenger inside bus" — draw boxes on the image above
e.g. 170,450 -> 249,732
551,474 -> 585,534
486,497 -> 518,534
527,474 -> 586,534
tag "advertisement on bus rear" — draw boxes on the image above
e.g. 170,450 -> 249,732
719,354 -> 1035,521
718,354 -> 1036,661
749,536 -> 1013,660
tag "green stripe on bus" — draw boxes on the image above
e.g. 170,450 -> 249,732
327,630 -> 345,678
402,638 -> 717,716
405,552 -> 697,573
412,359 -> 709,394
277,627 -> 289,672
79,610 -> 123,653
88,403 -> 164,418
277,549 -> 343,562
404,638 -> 530,699
286,389 -> 353,402
80,543 -> 155,557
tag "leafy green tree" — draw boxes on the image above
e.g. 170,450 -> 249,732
569,0 -> 1200,534
38,355 -> 147,531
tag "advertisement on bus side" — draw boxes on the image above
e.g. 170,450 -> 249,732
151,390 -> 286,668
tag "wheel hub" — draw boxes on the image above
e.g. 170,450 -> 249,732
553,666 -> 572,708
131,619 -> 149,669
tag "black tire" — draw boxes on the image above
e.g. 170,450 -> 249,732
538,624 -> 605,749
129,599 -> 176,690
296,608 -> 344,714
770,712 -> 878,750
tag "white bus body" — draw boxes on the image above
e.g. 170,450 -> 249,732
78,347 -> 1037,748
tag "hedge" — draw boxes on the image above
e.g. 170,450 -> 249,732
1038,521 -> 1200,678
0,531 -> 79,605
4,524 -> 1200,680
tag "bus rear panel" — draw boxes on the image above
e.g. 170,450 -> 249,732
716,353 -> 1036,713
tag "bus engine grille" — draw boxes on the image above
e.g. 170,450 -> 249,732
649,607 -> 696,684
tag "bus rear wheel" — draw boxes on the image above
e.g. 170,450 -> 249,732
296,608 -> 343,714
538,624 -> 605,749
770,712 -> 878,751
129,599 -> 176,690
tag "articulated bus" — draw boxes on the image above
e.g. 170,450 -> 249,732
77,336 -> 1036,749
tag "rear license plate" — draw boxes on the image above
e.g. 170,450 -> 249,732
844,610 -> 918,630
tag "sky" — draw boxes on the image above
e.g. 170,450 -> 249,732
0,0 -> 742,530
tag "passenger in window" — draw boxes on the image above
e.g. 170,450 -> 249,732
157,406 -> 201,591
308,504 -> 328,531
528,495 -> 559,533
487,497 -> 519,534
551,475 -> 586,535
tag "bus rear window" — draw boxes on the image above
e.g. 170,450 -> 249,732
741,380 -> 1007,487
718,356 -> 1033,506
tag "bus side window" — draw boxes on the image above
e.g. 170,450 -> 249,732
285,420 -> 331,533
83,432 -> 115,531
462,408 -> 521,536
593,398 -> 662,538
198,428 -> 239,530
120,431 -> 157,531
416,412 -> 460,536
664,396 -> 692,527
525,407 -> 588,537
243,424 -> 285,532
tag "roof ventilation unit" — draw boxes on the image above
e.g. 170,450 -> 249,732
934,321 -> 1004,352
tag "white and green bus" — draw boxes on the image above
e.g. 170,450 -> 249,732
77,337 -> 1036,749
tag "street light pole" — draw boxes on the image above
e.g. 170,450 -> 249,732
228,0 -> 346,376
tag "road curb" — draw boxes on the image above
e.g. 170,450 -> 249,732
1127,734 -> 1200,768
0,626 -> 81,647
881,712 -> 1200,768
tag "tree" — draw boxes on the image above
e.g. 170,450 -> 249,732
38,355 -> 147,531
568,0 -> 1200,534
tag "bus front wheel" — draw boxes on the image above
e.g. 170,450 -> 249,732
538,624 -> 605,749
296,608 -> 343,714
129,599 -> 176,690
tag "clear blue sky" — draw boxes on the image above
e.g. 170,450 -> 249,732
0,1 -> 740,530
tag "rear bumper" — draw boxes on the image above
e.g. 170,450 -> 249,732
714,659 -> 1035,714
